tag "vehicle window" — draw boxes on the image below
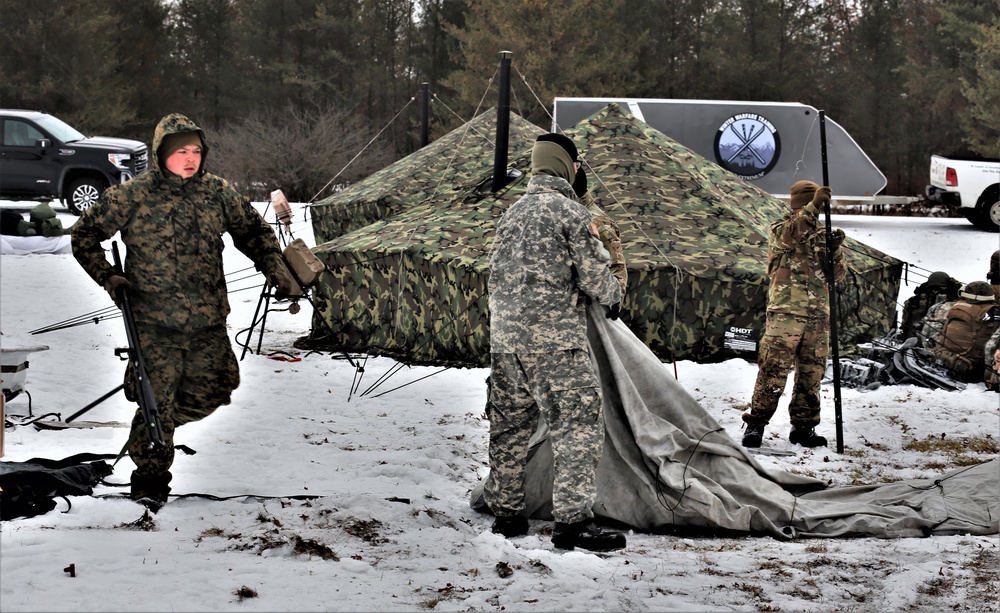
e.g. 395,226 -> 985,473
33,114 -> 85,143
3,120 -> 44,147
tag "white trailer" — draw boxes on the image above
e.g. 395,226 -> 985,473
553,97 -> 887,200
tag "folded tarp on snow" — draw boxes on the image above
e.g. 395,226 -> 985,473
1,234 -> 71,255
471,304 -> 999,538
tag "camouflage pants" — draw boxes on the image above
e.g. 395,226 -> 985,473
484,350 -> 604,524
933,348 -> 983,383
745,312 -> 829,428
126,324 -> 239,489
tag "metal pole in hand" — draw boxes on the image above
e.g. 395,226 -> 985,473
819,110 -> 844,453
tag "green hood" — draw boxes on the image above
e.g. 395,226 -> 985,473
151,113 -> 208,178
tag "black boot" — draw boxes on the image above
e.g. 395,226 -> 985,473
131,471 -> 171,513
552,520 -> 626,552
491,514 -> 529,538
789,425 -> 827,448
742,423 -> 765,448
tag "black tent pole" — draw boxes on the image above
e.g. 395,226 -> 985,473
420,82 -> 430,148
819,110 -> 845,453
491,51 -> 513,193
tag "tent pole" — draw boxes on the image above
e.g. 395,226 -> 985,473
820,110 -> 845,454
491,51 -> 513,193
420,82 -> 430,148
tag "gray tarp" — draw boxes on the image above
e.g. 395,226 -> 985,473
472,305 -> 1000,538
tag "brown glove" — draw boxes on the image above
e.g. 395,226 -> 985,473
268,266 -> 301,298
831,228 -> 846,249
102,274 -> 131,307
811,186 -> 832,208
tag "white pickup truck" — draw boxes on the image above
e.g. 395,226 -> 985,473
926,154 -> 1000,231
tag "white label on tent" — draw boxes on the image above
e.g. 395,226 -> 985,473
723,325 -> 758,352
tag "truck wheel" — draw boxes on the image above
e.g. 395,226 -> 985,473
66,177 -> 105,215
975,189 -> 1000,233
987,198 -> 1000,232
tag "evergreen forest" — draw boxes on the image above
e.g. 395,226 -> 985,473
1,0 -> 997,202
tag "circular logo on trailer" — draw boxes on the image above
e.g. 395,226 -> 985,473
713,113 -> 781,181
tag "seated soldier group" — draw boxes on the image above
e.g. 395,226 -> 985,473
903,250 -> 1000,386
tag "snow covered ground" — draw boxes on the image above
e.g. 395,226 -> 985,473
1,202 -> 998,612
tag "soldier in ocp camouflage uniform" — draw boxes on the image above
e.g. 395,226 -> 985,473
742,181 -> 847,449
485,132 -> 624,552
72,113 -> 297,511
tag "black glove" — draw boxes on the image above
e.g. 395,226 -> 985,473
572,166 -> 588,198
605,303 -> 621,320
102,274 -> 131,307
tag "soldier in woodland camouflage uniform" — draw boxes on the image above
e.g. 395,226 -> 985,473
742,181 -> 847,449
72,113 -> 296,511
485,133 -> 625,552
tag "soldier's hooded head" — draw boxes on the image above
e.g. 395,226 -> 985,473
152,113 -> 208,178
532,133 -> 578,184
789,180 -> 819,210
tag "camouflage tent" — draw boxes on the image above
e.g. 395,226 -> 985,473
302,103 -> 902,368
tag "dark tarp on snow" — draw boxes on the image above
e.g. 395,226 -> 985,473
301,103 -> 903,368
0,453 -> 113,520
470,305 -> 1000,539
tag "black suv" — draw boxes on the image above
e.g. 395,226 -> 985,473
0,110 -> 148,214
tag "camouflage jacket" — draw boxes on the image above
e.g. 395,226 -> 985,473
72,113 -> 284,333
920,300 -> 955,349
899,277 -> 962,340
765,201 -> 847,318
582,192 -> 627,297
488,174 -> 622,353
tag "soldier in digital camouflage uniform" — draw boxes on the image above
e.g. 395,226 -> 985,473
988,250 -> 1000,303
930,280 -> 998,383
920,297 -> 957,350
742,180 -> 846,449
485,132 -> 625,552
573,166 -> 627,298
899,271 -> 962,342
984,323 -> 1000,391
72,113 -> 296,511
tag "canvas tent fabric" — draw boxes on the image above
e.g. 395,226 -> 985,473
1,234 -> 72,255
469,304 -> 1000,539
302,103 -> 903,368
